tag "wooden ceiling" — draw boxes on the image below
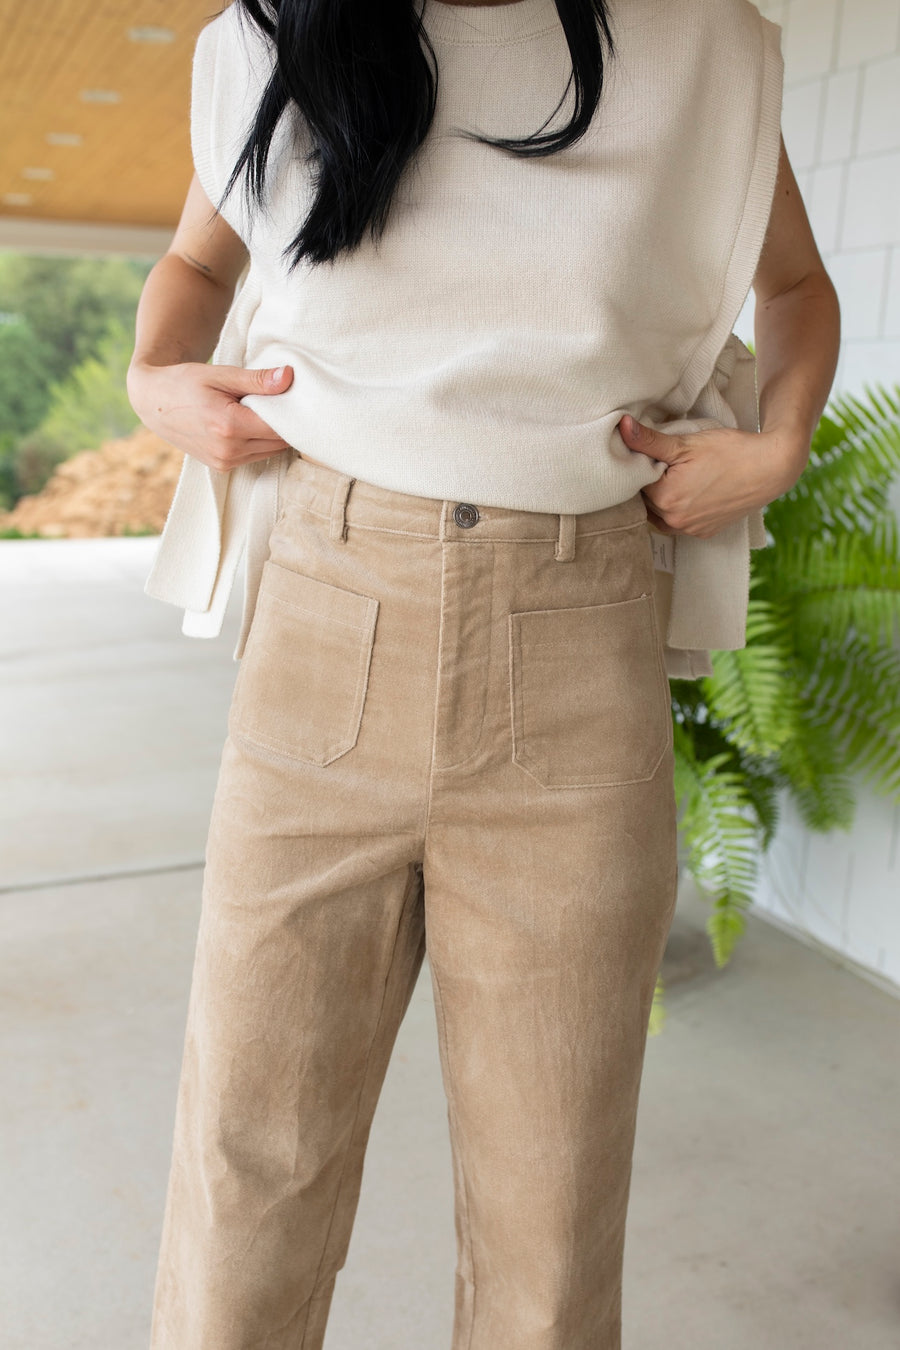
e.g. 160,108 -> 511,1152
0,1 -> 219,233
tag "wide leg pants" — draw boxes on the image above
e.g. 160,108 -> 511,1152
149,451 -> 679,1350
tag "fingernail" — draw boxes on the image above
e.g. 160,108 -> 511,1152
269,365 -> 287,386
627,415 -> 642,439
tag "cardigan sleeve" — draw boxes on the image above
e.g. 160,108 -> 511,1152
189,3 -> 275,241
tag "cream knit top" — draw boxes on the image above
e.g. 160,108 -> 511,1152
145,0 -> 784,679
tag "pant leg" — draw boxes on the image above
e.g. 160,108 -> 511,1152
150,492 -> 441,1350
151,832 -> 426,1349
422,504 -> 678,1350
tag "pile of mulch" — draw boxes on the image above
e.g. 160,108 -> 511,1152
0,427 -> 184,538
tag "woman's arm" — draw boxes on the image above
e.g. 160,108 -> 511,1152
752,136 -> 841,487
126,173 -> 294,471
617,137 -> 841,538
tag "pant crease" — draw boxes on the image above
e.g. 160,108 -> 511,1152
429,955 -> 478,1350
299,860 -> 423,1332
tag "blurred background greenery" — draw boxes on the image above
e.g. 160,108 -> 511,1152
0,252 -> 149,508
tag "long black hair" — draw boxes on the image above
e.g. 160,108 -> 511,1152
222,0 -> 615,268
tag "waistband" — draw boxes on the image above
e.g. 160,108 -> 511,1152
282,451 -> 650,562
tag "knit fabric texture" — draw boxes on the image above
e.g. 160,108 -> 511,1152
144,0 -> 784,677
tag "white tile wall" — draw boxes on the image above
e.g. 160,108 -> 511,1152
756,787 -> 900,987
842,152 -> 900,248
857,54 -> 900,154
836,0 -> 900,68
783,0 -> 841,77
782,80 -> 826,168
839,339 -> 900,389
884,248 -> 900,337
744,1 -> 900,994
819,68 -> 860,162
825,248 -> 889,338
807,162 -> 845,252
753,0 -> 900,371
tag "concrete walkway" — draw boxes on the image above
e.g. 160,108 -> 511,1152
2,538 -> 898,1350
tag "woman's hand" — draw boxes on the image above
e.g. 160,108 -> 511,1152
617,414 -> 806,539
618,135 -> 840,541
127,173 -> 299,472
128,359 -> 295,473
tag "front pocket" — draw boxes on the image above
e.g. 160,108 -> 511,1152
508,591 -> 671,788
229,559 -> 379,766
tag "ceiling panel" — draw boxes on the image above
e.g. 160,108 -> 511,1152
0,1 -> 221,230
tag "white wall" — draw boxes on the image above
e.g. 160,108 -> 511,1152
756,789 -> 900,990
736,0 -> 900,392
0,217 -> 173,259
735,0 -> 900,993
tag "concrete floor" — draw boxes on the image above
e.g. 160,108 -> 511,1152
2,537 -> 899,1350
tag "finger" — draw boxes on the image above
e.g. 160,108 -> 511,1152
214,400 -> 290,441
209,363 -> 295,398
618,414 -> 678,463
645,503 -> 676,534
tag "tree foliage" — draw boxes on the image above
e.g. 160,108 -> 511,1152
0,319 -> 55,440
10,323 -> 140,497
0,251 -> 148,506
0,253 -> 148,386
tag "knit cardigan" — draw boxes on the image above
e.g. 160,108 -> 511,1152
144,0 -> 784,680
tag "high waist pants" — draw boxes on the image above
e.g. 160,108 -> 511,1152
149,452 -> 679,1350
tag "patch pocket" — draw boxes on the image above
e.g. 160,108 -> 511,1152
508,591 -> 671,789
229,559 -> 379,766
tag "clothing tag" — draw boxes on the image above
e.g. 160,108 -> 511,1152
648,528 -> 675,574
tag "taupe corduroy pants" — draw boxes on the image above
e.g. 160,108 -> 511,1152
150,451 -> 679,1350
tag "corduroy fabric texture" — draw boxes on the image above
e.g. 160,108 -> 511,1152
149,453 -> 680,1350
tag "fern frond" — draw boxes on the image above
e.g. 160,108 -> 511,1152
706,896 -> 749,971
769,527 -> 900,654
673,726 -> 762,966
808,638 -> 900,799
702,600 -> 799,758
765,382 -> 900,538
732,752 -> 782,849
776,722 -> 857,831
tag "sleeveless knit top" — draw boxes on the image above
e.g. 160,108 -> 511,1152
145,0 -> 784,678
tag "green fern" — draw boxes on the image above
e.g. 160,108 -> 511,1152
665,382 -> 900,1022
811,638 -> 900,796
673,725 -> 761,966
771,526 -> 900,653
765,385 -> 900,537
776,717 -> 856,832
703,599 -> 798,759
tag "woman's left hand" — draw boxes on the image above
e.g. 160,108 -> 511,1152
617,413 -> 808,539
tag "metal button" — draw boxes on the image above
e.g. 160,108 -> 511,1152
453,502 -> 480,528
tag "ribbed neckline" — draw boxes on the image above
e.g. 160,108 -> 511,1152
418,0 -> 560,44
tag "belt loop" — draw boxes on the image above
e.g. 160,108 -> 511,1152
329,473 -> 355,543
555,512 -> 576,562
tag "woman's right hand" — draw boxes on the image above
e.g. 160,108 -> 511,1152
127,173 -> 297,474
127,359 -> 295,473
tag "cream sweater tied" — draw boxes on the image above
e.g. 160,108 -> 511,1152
144,0 -> 784,680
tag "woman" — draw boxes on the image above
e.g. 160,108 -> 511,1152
128,1 -> 839,1346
